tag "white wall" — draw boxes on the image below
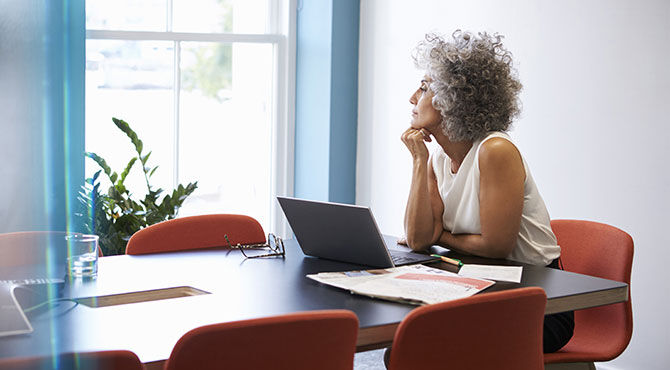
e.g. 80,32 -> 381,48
357,1 -> 669,369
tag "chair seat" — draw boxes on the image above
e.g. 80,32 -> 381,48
545,219 -> 633,365
545,302 -> 631,363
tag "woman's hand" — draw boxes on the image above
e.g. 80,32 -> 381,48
401,127 -> 432,161
401,127 -> 445,252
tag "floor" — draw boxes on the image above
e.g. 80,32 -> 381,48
354,349 -> 386,370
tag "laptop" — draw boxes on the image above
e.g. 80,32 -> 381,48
277,196 -> 438,268
0,232 -> 68,337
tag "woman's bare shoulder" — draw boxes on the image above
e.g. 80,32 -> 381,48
478,137 -> 522,166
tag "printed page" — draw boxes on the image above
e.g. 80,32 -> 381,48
458,264 -> 523,283
352,272 -> 494,305
307,267 -> 400,291
307,264 -> 494,305
306,264 -> 460,290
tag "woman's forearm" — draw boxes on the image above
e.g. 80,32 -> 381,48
437,230 -> 514,259
404,159 -> 437,251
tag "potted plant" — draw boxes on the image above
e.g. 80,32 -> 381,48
78,118 -> 198,255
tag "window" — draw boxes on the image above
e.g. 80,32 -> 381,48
85,0 -> 295,234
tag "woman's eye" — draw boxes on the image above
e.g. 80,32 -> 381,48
420,86 -> 427,92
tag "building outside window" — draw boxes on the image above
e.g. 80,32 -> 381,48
85,0 -> 295,234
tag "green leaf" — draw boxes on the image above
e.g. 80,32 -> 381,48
149,166 -> 159,178
115,183 -> 127,194
141,151 -> 152,165
86,152 -> 114,179
112,118 -> 143,155
91,170 -> 101,184
120,157 -> 137,184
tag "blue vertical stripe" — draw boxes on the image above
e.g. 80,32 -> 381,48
0,0 -> 86,359
328,0 -> 359,204
295,0 -> 359,204
295,0 -> 332,201
43,0 -> 86,232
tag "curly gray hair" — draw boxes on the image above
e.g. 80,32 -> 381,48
413,30 -> 522,141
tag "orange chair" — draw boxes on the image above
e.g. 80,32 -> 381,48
164,310 -> 359,370
0,350 -> 143,370
126,214 -> 266,255
544,220 -> 634,367
387,287 -> 547,370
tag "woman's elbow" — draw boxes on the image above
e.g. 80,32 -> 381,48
483,240 -> 516,259
406,236 -> 432,252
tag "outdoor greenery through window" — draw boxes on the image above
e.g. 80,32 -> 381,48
85,0 -> 289,234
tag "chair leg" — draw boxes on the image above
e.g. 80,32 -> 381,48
545,362 -> 596,370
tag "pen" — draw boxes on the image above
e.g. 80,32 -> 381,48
431,254 -> 463,267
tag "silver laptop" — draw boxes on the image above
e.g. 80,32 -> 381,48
277,196 -> 438,268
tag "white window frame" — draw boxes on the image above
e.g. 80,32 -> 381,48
85,0 -> 296,236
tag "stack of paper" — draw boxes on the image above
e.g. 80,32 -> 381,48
307,264 -> 494,305
457,264 -> 523,283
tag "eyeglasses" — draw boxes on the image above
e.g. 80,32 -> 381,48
224,233 -> 285,259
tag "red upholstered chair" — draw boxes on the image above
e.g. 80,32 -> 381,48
0,350 -> 143,370
387,287 -> 547,370
126,214 -> 266,255
545,220 -> 634,367
164,310 -> 359,370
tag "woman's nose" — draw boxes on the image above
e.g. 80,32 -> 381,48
409,90 -> 418,105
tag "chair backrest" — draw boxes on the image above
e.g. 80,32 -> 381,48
550,219 -> 634,359
0,350 -> 143,370
126,214 -> 266,255
164,310 -> 359,370
551,219 -> 633,284
388,287 -> 546,370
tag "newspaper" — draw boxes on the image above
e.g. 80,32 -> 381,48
307,264 -> 495,305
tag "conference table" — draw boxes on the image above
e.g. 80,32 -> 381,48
0,236 -> 628,368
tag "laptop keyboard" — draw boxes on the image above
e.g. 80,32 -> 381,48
390,252 -> 420,265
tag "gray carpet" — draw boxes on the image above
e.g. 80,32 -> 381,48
354,349 -> 386,370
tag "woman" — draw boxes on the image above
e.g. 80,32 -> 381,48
402,31 -> 574,353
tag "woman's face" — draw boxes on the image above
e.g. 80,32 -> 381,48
409,77 -> 441,131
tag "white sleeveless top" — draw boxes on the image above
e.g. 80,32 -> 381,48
430,131 -> 560,265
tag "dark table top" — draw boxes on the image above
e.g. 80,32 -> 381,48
0,237 -> 628,364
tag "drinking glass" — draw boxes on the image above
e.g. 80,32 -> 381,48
66,233 -> 99,277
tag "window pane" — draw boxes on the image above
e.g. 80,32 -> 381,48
172,0 -> 269,34
178,42 -> 274,230
85,40 -> 174,197
86,0 -> 166,31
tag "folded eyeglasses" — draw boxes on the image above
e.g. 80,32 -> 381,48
224,233 -> 285,259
